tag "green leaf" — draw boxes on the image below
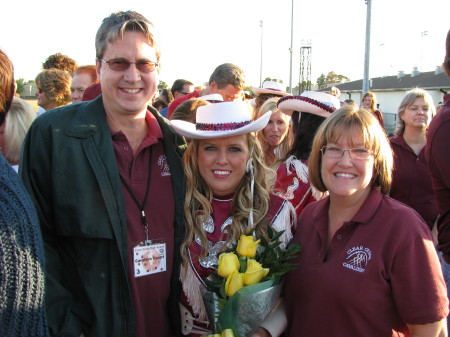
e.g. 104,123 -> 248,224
267,226 -> 274,238
270,230 -> 284,242
260,236 -> 269,247
239,258 -> 247,273
219,284 -> 227,300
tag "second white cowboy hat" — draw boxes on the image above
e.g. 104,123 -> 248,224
277,91 -> 341,118
252,81 -> 290,96
171,101 -> 271,139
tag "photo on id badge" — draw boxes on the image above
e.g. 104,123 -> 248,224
133,239 -> 167,277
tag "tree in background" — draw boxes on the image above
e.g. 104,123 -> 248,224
264,77 -> 283,83
316,71 -> 350,89
158,80 -> 168,90
15,78 -> 26,96
294,80 -> 313,95
316,74 -> 326,89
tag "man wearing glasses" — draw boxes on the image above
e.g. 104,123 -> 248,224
20,11 -> 185,337
171,79 -> 194,100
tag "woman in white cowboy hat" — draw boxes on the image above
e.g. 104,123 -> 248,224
252,80 -> 290,117
171,101 -> 296,336
273,91 -> 341,218
255,97 -> 291,185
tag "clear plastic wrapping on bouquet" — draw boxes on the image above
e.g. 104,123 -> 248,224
201,278 -> 282,337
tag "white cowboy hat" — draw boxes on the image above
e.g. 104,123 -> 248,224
277,91 -> 341,118
171,101 -> 271,139
252,81 -> 290,96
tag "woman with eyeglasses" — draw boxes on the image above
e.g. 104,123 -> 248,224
276,106 -> 448,337
390,89 -> 438,231
273,92 -> 340,218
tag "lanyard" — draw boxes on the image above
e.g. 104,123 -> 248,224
119,147 -> 153,244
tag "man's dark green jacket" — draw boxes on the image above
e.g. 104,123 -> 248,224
20,96 -> 185,337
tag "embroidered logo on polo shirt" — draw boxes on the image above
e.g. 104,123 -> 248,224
158,155 -> 171,176
343,246 -> 372,273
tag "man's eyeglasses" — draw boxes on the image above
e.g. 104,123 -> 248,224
100,58 -> 159,73
321,146 -> 374,160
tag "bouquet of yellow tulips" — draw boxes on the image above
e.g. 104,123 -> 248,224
202,228 -> 301,337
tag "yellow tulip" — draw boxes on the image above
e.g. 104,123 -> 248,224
217,253 -> 240,278
244,259 -> 270,285
225,271 -> 244,297
221,329 -> 235,337
236,235 -> 260,258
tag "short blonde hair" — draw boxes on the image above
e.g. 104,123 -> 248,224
2,98 -> 36,164
395,88 -> 436,136
309,106 -> 392,195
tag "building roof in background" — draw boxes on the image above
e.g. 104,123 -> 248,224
322,69 -> 450,92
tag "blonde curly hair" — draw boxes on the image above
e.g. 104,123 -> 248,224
180,133 -> 271,269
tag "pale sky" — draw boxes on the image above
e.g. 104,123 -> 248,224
1,0 -> 448,90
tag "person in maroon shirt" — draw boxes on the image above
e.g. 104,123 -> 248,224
82,82 -> 102,101
361,91 -> 384,130
20,11 -> 186,337
167,63 -> 245,119
171,101 -> 295,336
426,28 -> 450,332
390,88 -> 438,229
257,106 -> 448,337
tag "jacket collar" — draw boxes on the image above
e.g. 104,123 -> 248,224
65,95 -> 107,139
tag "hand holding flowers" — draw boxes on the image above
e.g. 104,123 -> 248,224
202,228 -> 301,337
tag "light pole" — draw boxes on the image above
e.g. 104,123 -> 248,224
362,0 -> 372,95
260,20 -> 263,87
420,30 -> 428,71
289,0 -> 294,93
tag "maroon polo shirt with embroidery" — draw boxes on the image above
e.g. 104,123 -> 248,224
112,111 -> 175,337
284,189 -> 448,337
389,135 -> 438,229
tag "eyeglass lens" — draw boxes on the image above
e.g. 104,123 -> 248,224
322,146 -> 371,159
104,59 -> 157,73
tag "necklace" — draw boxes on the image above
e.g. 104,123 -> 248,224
212,197 -> 233,202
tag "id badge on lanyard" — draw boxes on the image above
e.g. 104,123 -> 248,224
133,239 -> 167,277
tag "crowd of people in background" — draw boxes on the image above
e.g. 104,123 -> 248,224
1,9 -> 450,337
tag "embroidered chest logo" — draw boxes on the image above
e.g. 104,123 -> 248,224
158,155 -> 171,176
343,246 -> 372,273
